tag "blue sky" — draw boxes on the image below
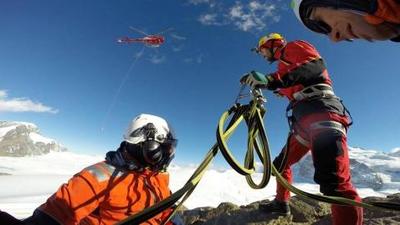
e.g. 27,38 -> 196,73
1,0 -> 399,167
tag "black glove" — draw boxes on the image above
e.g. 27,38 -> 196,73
23,209 -> 61,225
265,75 -> 282,91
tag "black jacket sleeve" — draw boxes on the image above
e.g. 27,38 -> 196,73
23,209 -> 61,225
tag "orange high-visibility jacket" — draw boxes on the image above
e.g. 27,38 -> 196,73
37,161 -> 172,225
364,0 -> 400,24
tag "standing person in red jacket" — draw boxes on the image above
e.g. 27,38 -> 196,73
0,113 -> 184,225
290,0 -> 400,42
241,33 -> 363,225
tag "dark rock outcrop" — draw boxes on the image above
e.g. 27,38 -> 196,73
179,194 -> 400,225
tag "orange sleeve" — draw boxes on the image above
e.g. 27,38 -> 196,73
364,0 -> 400,24
38,170 -> 105,225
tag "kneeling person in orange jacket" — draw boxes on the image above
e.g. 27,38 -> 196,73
1,114 -> 184,225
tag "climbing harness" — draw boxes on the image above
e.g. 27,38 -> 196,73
310,120 -> 347,135
292,83 -> 335,101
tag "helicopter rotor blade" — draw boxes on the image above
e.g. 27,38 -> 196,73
156,27 -> 174,35
129,26 -> 150,36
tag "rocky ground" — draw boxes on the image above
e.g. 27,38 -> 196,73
178,193 -> 400,225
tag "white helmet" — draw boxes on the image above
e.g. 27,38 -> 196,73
123,114 -> 177,170
290,0 -> 302,22
124,113 -> 176,145
290,0 -> 334,34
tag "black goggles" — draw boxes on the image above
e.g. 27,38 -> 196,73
303,18 -> 332,35
163,138 -> 178,150
251,47 -> 260,54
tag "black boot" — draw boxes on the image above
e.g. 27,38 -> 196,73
259,199 -> 290,215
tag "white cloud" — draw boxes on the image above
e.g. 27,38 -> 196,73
272,15 -> 281,23
229,4 -> 243,18
0,90 -> 7,98
189,0 -> 281,32
227,1 -> 279,32
149,55 -> 166,64
188,0 -> 216,7
390,147 -> 400,153
0,90 -> 58,113
188,0 -> 209,4
198,13 -> 218,25
249,1 -> 262,10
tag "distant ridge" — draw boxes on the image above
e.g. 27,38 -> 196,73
0,121 -> 67,157
293,147 -> 400,191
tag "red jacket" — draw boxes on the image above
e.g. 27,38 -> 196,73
38,161 -> 173,225
270,40 -> 332,101
269,40 -> 347,123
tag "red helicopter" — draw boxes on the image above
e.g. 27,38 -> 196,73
117,27 -> 171,48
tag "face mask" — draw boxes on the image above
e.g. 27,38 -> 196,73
125,123 -> 177,170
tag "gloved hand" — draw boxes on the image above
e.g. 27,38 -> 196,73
264,74 -> 282,91
240,71 -> 268,89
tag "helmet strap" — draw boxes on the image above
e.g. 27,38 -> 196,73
266,40 -> 277,62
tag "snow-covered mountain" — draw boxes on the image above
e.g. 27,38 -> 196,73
1,147 -> 399,218
0,121 -> 67,157
293,147 -> 400,192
